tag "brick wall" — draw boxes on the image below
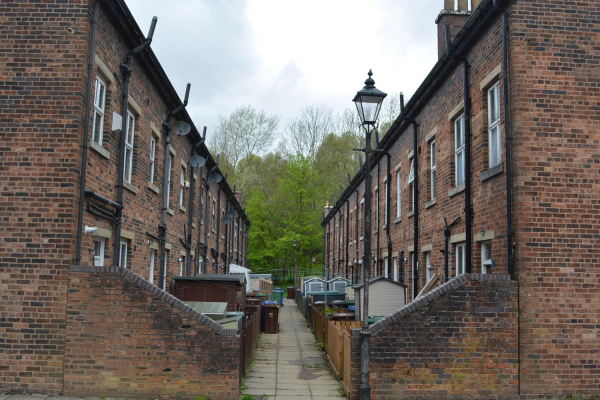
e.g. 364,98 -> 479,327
349,274 -> 518,399
65,266 -> 240,399
0,0 -> 89,393
510,0 -> 600,396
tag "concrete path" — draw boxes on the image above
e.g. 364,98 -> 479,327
241,302 -> 343,399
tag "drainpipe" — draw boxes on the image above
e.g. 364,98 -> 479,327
236,214 -> 241,263
333,194 -> 337,278
375,131 -> 393,279
376,161 -> 380,277
114,16 -> 157,268
445,23 -> 473,274
501,7 -> 513,278
75,0 -> 101,265
399,250 -> 404,284
215,180 -> 223,273
400,93 -> 419,299
187,127 -> 206,276
158,83 -> 191,290
345,196 -> 350,281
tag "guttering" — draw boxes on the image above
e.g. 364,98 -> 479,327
75,0 -> 101,265
114,16 -> 157,268
321,0 -> 509,227
84,189 -> 123,211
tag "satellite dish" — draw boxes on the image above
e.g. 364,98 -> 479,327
208,172 -> 222,183
225,210 -> 236,219
222,216 -> 233,224
171,120 -> 191,136
242,230 -> 249,237
189,155 -> 206,168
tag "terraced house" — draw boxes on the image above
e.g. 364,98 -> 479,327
1,0 -> 249,398
324,0 -> 600,397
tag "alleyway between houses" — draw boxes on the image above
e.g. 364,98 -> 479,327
241,303 -> 343,399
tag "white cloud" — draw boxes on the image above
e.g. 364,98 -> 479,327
124,0 -> 442,142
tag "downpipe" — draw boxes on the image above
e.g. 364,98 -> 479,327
75,0 -> 100,265
115,16 -> 158,267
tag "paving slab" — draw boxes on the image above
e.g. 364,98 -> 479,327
240,302 -> 343,399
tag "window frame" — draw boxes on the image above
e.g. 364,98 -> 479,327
123,110 -> 135,183
408,159 -> 415,210
488,82 -> 501,168
455,114 -> 465,186
166,154 -> 173,207
430,140 -> 437,200
481,241 -> 492,274
396,170 -> 401,218
149,249 -> 155,283
120,240 -> 128,269
426,251 -> 432,282
455,242 -> 465,276
179,168 -> 185,207
92,75 -> 107,145
384,181 -> 388,226
149,137 -> 156,184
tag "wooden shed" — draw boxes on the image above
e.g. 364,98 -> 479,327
328,277 -> 351,293
173,274 -> 246,312
354,277 -> 407,321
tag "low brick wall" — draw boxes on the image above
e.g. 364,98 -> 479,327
64,266 -> 240,399
349,274 -> 518,399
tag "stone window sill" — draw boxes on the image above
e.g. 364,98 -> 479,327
124,181 -> 138,195
360,236 -> 364,242
167,208 -> 174,216
192,222 -> 197,229
448,183 -> 465,198
179,205 -> 187,213
480,162 -> 504,182
408,210 -> 414,218
425,198 -> 437,209
394,216 -> 402,224
148,182 -> 159,194
90,141 -> 110,159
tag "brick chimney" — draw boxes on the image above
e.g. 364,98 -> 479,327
324,201 -> 333,219
435,0 -> 482,59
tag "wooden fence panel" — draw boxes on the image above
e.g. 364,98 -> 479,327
343,331 -> 352,396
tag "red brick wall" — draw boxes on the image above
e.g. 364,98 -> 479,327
65,266 -> 240,399
510,0 -> 600,396
349,274 -> 518,399
0,0 -> 89,393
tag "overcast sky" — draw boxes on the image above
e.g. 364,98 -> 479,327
125,0 -> 442,142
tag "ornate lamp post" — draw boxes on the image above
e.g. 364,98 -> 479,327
352,70 -> 386,400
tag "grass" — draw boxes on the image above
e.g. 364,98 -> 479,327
337,385 -> 346,397
241,395 -> 255,400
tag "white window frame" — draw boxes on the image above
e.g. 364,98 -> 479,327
93,237 -> 105,267
375,188 -> 379,228
408,159 -> 415,210
179,256 -> 185,276
396,170 -> 401,218
179,168 -> 185,206
120,240 -> 128,269
430,140 -> 437,200
198,255 -> 203,275
426,251 -> 432,282
149,249 -> 155,283
488,82 -> 501,168
456,242 -> 465,276
149,137 -> 156,184
162,251 -> 168,290
482,242 -> 492,274
123,110 -> 135,183
384,257 -> 389,279
384,181 -> 388,226
166,154 -> 173,207
393,257 -> 398,282
92,75 -> 106,145
455,114 -> 465,186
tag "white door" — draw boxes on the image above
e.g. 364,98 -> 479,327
394,258 -> 398,282
93,238 -> 105,267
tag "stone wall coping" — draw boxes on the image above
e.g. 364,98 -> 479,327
367,273 -> 513,335
69,265 -> 238,337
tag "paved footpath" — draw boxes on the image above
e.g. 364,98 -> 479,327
241,302 -> 343,399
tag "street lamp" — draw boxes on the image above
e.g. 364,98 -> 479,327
353,69 -> 386,400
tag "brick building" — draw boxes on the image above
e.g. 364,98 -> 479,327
324,0 -> 599,397
1,0 -> 249,397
